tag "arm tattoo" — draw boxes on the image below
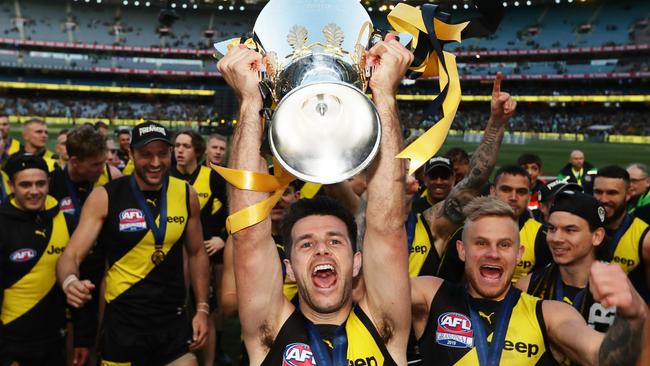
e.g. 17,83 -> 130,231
598,316 -> 643,366
442,120 -> 505,223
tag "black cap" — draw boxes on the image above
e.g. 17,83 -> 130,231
550,190 -> 605,228
4,153 -> 49,178
130,121 -> 171,149
425,156 -> 453,177
538,180 -> 582,203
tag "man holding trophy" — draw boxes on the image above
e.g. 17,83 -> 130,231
217,0 -> 413,363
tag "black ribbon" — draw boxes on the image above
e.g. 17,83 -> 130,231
305,319 -> 348,366
129,175 -> 168,246
467,286 -> 520,366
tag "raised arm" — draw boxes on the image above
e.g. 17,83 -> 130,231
56,187 -> 107,308
217,46 -> 290,357
425,73 -> 515,236
545,262 -> 647,365
360,35 -> 413,362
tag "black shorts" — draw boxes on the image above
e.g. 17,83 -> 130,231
0,338 -> 65,366
99,311 -> 192,366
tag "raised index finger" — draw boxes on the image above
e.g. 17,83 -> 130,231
492,72 -> 503,96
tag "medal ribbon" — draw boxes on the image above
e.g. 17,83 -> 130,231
555,274 -> 586,311
467,286 -> 520,366
610,213 -> 633,258
129,175 -> 168,246
1,137 -> 11,162
0,174 -> 6,203
305,319 -> 348,366
63,167 -> 84,220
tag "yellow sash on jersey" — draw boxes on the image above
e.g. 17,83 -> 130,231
612,218 -> 649,274
104,177 -> 188,303
1,197 -> 69,325
408,214 -> 434,277
513,218 -> 543,283
0,170 -> 9,197
122,159 -> 134,175
345,307 -> 389,365
192,166 -> 212,210
7,138 -> 20,156
95,164 -> 112,187
454,292 -> 547,365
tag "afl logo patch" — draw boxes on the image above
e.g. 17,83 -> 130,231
436,312 -> 474,348
60,197 -> 75,215
282,343 -> 315,366
10,248 -> 37,262
119,209 -> 147,232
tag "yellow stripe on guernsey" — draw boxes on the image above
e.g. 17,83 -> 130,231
513,218 -> 542,283
611,218 -> 649,274
1,196 -> 69,325
95,164 -> 111,187
122,159 -> 134,175
300,182 -> 322,199
346,309 -> 386,365
454,293 -> 546,365
409,213 -> 434,277
193,166 -> 212,210
1,170 -> 9,197
8,139 -> 20,156
100,361 -> 130,366
104,177 -> 188,303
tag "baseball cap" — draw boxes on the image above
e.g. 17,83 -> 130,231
538,180 -> 582,203
4,153 -> 49,178
425,156 -> 453,177
130,121 -> 172,149
550,190 -> 605,228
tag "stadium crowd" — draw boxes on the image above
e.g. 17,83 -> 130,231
1,37 -> 650,366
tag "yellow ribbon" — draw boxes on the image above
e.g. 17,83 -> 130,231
388,3 -> 468,174
212,160 -> 295,234
226,37 -> 257,51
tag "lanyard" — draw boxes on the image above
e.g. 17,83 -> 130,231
1,137 -> 11,162
406,210 -> 417,252
610,214 -> 633,258
555,275 -> 586,311
63,167 -> 83,219
305,318 -> 348,366
467,286 -> 520,366
129,175 -> 168,246
0,175 -> 6,203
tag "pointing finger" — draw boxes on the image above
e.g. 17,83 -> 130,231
493,72 -> 503,96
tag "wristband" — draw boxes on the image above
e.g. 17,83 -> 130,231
197,308 -> 210,315
62,274 -> 79,291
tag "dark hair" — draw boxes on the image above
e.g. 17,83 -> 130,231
66,125 -> 107,159
281,196 -> 357,259
174,130 -> 206,157
494,164 -> 531,185
445,147 -> 469,164
94,121 -> 109,130
208,134 -> 227,143
0,113 -> 8,119
517,153 -> 542,168
117,129 -> 131,137
596,165 -> 630,185
58,128 -> 69,136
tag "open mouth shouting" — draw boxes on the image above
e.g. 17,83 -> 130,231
479,264 -> 504,282
312,263 -> 338,289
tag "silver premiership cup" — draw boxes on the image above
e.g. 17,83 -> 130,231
218,0 -> 380,184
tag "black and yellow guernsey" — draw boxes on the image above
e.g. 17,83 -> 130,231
528,263 -> 615,334
170,165 -> 227,244
419,281 -> 558,366
97,175 -> 189,329
0,169 -> 9,204
261,306 -> 397,366
49,163 -> 116,347
606,214 -> 650,301
0,195 -> 71,351
407,212 -> 438,277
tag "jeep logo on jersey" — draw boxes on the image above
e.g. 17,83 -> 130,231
283,343 -> 316,366
119,209 -> 147,232
10,248 -> 37,262
436,312 -> 474,348
59,196 -> 75,215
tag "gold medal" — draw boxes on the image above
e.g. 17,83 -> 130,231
151,249 -> 166,265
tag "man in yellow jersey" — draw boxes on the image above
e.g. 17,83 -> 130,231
116,128 -> 131,171
593,165 -> 650,301
218,35 -> 412,364
0,154 -> 73,366
410,73 -> 516,282
171,129 -> 229,366
49,125 -> 122,365
517,191 -> 614,333
57,121 -> 210,365
54,129 -> 69,169
0,113 -> 21,166
205,134 -> 227,168
18,118 -> 58,172
411,196 -> 647,365
490,165 -> 551,283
